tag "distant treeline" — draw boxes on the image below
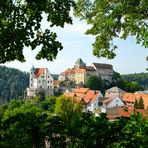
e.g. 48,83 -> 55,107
0,66 -> 29,104
122,73 -> 148,89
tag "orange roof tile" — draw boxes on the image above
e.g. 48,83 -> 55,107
83,90 -> 95,103
91,91 -> 100,102
75,69 -> 86,73
74,88 -> 89,93
64,92 -> 75,97
123,93 -> 148,109
64,88 -> 100,104
34,68 -> 45,78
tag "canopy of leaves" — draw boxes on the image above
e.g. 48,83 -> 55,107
85,75 -> 105,92
75,0 -> 148,59
0,0 -> 75,63
0,96 -> 148,147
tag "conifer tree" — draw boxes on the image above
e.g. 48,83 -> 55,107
138,97 -> 144,109
134,99 -> 139,109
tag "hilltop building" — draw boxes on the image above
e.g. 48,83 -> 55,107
26,66 -> 54,98
59,58 -> 113,85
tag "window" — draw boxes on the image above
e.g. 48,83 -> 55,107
40,86 -> 42,88
39,80 -> 41,83
48,81 -> 49,83
50,80 -> 52,83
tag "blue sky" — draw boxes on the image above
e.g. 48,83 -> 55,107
1,15 -> 148,74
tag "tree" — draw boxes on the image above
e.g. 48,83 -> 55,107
86,75 -> 105,92
75,0 -> 148,59
138,97 -> 144,109
54,95 -> 82,146
0,0 -> 75,63
41,96 -> 57,112
134,99 -> 139,109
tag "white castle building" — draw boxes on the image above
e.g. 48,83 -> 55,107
26,66 -> 54,98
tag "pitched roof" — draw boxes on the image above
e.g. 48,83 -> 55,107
75,58 -> 85,64
85,66 -> 96,71
64,88 -> 101,104
83,90 -> 96,103
107,107 -> 148,120
92,63 -> 113,69
75,69 -> 86,73
34,68 -> 45,78
74,88 -> 89,94
64,92 -> 75,97
106,87 -> 125,93
122,93 -> 148,108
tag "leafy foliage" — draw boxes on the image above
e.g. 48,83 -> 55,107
85,75 -> 105,93
122,72 -> 148,89
0,96 -> 148,147
0,66 -> 29,104
75,0 -> 148,59
110,71 -> 144,92
0,0 -> 75,63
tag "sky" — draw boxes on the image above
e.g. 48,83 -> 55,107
1,14 -> 148,75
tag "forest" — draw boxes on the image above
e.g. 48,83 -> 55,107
0,96 -> 147,147
122,73 -> 148,89
0,66 -> 29,104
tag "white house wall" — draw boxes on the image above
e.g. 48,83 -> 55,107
107,96 -> 124,108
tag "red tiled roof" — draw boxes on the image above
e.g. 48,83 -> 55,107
119,108 -> 148,117
34,68 -> 45,78
83,90 -> 95,103
122,93 -> 148,108
91,91 -> 100,102
107,107 -> 148,120
74,88 -> 89,93
64,88 -> 101,104
60,68 -> 85,76
64,92 -> 75,97
75,69 -> 86,73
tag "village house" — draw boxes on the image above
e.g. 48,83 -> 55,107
100,94 -> 125,113
122,92 -> 148,109
26,66 -> 54,98
59,58 -> 113,85
105,86 -> 125,98
64,87 -> 103,113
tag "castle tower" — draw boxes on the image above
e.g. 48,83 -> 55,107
30,66 -> 36,87
74,58 -> 86,69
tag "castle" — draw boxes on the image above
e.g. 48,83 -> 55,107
26,66 -> 54,98
59,58 -> 113,84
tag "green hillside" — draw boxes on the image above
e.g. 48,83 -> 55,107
0,66 -> 29,104
122,73 -> 148,89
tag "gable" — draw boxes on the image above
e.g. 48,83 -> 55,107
107,96 -> 125,107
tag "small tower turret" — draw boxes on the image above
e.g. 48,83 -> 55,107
30,66 -> 36,87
